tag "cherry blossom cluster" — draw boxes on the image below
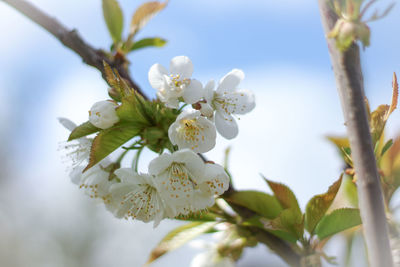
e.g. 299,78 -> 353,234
60,56 -> 255,227
149,56 -> 256,149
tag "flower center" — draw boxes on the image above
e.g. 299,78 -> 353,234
178,119 -> 204,146
168,74 -> 190,92
164,163 -> 198,199
122,185 -> 161,221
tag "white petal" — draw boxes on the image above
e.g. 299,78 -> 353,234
58,117 -> 77,131
217,69 -> 244,93
114,168 -> 144,184
164,97 -> 180,109
170,56 -> 193,79
176,109 -> 201,121
192,191 -> 215,210
215,112 -> 238,139
173,149 -> 204,167
203,80 -> 215,103
216,89 -> 255,115
202,163 -> 230,195
199,103 -> 214,119
148,153 -> 173,175
183,79 -> 203,104
69,166 -> 84,185
148,63 -> 168,90
89,101 -> 119,129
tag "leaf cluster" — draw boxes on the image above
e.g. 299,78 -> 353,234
102,0 -> 167,54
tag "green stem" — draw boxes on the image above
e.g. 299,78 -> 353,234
133,146 -> 144,172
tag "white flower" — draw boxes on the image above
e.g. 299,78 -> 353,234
199,163 -> 230,197
190,240 -> 236,267
148,56 -> 203,108
110,169 -> 166,227
191,252 -> 235,267
79,160 -> 115,204
58,117 -> 92,182
88,100 -> 119,129
148,150 -> 229,216
203,70 -> 255,139
168,109 -> 216,153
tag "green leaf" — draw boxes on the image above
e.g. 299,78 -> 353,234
226,190 -> 282,219
267,209 -> 304,240
103,61 -> 132,99
305,176 -> 343,234
146,222 -> 217,264
371,104 -> 390,144
242,216 -> 298,243
84,123 -> 141,171
116,93 -> 151,126
130,1 -> 167,36
343,175 -> 358,207
129,37 -> 167,51
264,178 -> 301,217
102,0 -> 124,43
315,208 -> 362,240
381,139 -> 394,157
68,121 -> 100,141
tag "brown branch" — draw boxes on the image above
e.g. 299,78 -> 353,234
2,0 -> 148,99
317,1 -> 393,266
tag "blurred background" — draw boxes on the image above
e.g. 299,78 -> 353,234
0,0 -> 399,266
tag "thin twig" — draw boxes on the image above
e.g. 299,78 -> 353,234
317,1 -> 393,266
2,0 -> 148,99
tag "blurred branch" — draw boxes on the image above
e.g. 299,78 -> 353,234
318,1 -> 392,266
2,0 -> 147,99
225,199 -> 301,267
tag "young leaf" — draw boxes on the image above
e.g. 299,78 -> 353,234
226,191 -> 283,220
244,216 -> 298,243
68,121 -> 100,141
84,123 -> 141,171
102,0 -> 124,43
264,178 -> 302,217
370,104 -> 390,144
116,93 -> 150,126
385,72 -> 398,120
305,176 -> 343,234
315,208 -> 362,240
130,1 -> 167,36
381,139 -> 394,157
267,209 -> 304,240
103,61 -> 131,97
146,222 -> 217,264
129,37 -> 167,52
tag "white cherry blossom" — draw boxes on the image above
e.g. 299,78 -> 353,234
79,160 -> 115,204
199,163 -> 230,197
190,238 -> 236,267
88,100 -> 119,129
148,56 -> 203,108
203,70 -> 255,139
148,149 -> 229,216
168,109 -> 216,153
110,169 -> 166,226
58,117 -> 92,182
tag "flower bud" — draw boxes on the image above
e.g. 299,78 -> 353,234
89,100 -> 119,129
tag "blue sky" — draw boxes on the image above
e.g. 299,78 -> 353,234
0,0 -> 399,266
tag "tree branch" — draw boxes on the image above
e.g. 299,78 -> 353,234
317,1 -> 393,266
2,0 -> 148,99
226,200 -> 301,267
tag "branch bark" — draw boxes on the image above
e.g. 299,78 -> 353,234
2,0 -> 147,99
317,1 -> 393,266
